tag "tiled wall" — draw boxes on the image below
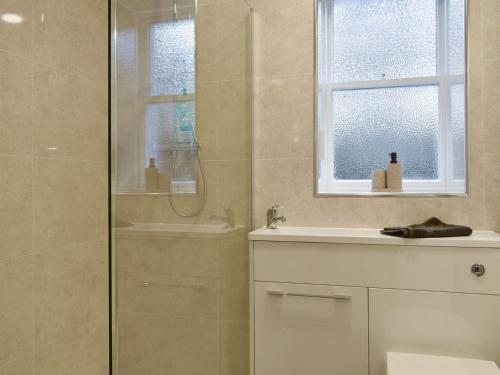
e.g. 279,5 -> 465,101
252,0 -> 500,231
0,1 -> 108,374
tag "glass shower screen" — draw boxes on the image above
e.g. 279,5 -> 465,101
111,0 -> 253,374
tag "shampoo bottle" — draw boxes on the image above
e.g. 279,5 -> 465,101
145,158 -> 159,192
386,152 -> 402,191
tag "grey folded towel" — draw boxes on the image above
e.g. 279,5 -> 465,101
381,217 -> 472,238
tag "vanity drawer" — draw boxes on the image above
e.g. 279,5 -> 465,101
254,282 -> 368,375
252,241 -> 500,294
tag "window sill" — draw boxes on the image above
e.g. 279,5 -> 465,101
315,191 -> 469,198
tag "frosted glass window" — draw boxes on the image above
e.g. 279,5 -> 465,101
332,0 -> 437,82
150,19 -> 195,96
316,0 -> 467,194
332,86 -> 440,180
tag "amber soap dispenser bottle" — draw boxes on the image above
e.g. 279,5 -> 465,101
386,152 -> 402,191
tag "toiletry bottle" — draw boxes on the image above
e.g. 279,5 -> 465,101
386,152 -> 402,191
145,158 -> 159,192
372,169 -> 387,191
175,91 -> 194,144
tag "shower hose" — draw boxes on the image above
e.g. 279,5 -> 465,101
168,130 -> 207,217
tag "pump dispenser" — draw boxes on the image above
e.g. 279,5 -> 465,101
386,152 -> 402,191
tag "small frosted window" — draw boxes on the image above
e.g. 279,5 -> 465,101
332,86 -> 440,181
150,19 -> 195,96
316,0 -> 467,194
332,0 -> 437,82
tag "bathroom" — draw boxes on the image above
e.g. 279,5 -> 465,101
0,0 -> 499,374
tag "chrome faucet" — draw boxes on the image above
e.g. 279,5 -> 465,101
267,205 -> 287,229
209,207 -> 235,228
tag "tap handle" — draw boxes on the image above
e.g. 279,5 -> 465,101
269,205 -> 284,219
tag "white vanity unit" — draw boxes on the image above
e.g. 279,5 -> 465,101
248,227 -> 500,375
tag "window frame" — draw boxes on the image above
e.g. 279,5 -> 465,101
315,0 -> 469,196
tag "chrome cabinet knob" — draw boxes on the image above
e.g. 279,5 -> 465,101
471,263 -> 486,277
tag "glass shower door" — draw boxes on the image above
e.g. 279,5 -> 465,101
111,0 -> 253,374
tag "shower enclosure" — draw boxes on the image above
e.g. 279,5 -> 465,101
111,0 -> 253,373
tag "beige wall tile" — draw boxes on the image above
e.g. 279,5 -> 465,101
34,241 -> 107,348
483,26 -> 500,61
221,320 -> 249,375
0,0 -> 32,58
0,155 -> 33,260
0,355 -> 33,375
252,0 -> 314,79
197,79 -> 252,162
197,81 -> 219,160
220,240 -> 249,320
485,156 -> 500,229
33,65 -> 107,161
34,321 -> 108,375
216,0 -> 252,81
33,1 -> 107,83
218,160 -> 252,226
253,158 -> 329,227
0,51 -> 32,155
38,0 -> 107,21
0,256 -> 34,366
117,272 -> 220,319
217,80 -> 252,160
197,3 -> 219,83
117,312 -> 219,375
116,236 -> 220,277
483,60 -> 500,155
33,158 -> 107,252
254,76 -> 314,159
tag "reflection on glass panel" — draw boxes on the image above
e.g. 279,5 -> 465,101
332,86 -> 440,180
145,101 -> 195,169
451,84 -> 465,180
150,19 -> 195,96
448,0 -> 465,75
332,0 -> 437,82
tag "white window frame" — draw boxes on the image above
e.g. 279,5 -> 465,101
316,0 -> 467,195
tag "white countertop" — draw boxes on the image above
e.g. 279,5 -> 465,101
248,226 -> 500,248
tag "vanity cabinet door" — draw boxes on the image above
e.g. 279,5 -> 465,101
369,288 -> 500,375
254,282 -> 368,375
